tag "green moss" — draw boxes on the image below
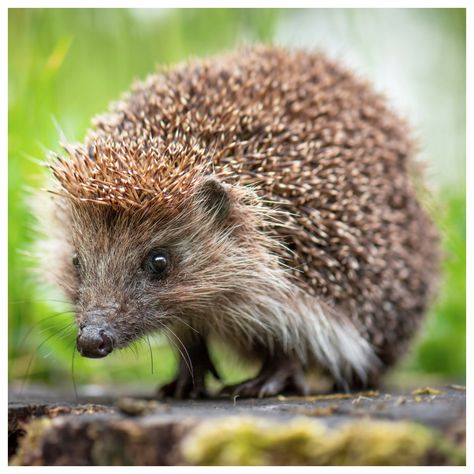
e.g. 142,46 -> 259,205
277,390 -> 379,402
182,417 -> 465,466
115,397 -> 167,417
411,387 -> 442,396
11,417 -> 53,466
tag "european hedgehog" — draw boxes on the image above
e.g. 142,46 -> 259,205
42,46 -> 439,398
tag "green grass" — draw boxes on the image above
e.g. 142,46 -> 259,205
8,8 -> 465,389
401,189 -> 466,377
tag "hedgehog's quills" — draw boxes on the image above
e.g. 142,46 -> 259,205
39,45 -> 439,398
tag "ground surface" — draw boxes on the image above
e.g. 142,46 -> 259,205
9,383 -> 466,466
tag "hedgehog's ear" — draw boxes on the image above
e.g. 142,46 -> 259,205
194,178 -> 231,222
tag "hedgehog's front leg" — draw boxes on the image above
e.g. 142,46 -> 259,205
221,357 -> 309,398
157,333 -> 220,399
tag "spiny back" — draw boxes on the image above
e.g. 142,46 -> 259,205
54,46 -> 409,208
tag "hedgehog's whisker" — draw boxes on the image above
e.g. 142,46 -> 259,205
71,345 -> 78,403
10,298 -> 74,306
16,310 -> 75,353
146,335 -> 154,374
158,323 -> 194,384
20,322 -> 76,395
172,317 -> 200,335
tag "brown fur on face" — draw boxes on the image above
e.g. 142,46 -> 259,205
55,177 -> 287,350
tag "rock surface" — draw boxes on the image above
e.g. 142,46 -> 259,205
9,384 -> 466,466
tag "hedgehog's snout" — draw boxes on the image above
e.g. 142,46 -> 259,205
76,310 -> 115,358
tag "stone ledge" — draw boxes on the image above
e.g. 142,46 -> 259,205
9,384 -> 466,466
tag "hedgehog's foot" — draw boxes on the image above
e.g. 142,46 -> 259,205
332,371 -> 381,393
221,358 -> 308,398
157,369 -> 207,399
157,338 -> 220,399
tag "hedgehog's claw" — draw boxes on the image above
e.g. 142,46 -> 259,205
157,371 -> 209,400
221,358 -> 309,398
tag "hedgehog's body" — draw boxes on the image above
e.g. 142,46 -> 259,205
47,46 -> 439,397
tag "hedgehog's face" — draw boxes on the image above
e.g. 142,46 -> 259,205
62,178 -> 257,358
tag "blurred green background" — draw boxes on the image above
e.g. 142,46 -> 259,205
8,9 -> 465,391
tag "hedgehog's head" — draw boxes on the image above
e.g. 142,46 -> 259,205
46,140 -> 285,358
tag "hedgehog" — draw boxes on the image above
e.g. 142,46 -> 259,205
40,45 -> 439,398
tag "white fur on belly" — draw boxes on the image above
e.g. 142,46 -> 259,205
214,282 -> 380,387
295,296 -> 380,387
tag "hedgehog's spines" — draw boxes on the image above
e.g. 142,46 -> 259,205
48,45 -> 439,380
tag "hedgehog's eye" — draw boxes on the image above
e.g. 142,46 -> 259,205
72,253 -> 81,268
143,250 -> 169,277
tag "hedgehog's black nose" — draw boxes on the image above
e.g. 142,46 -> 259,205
76,326 -> 114,358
